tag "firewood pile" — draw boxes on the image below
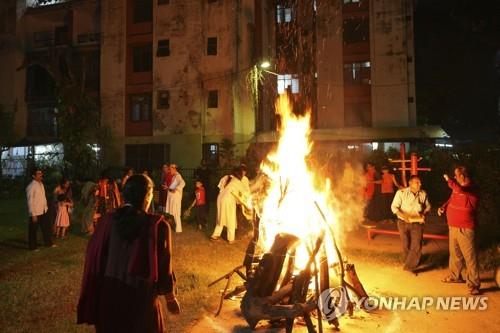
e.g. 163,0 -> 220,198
209,216 -> 369,332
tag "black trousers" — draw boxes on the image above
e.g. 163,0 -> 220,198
29,212 -> 53,250
397,220 -> 423,271
196,205 -> 208,227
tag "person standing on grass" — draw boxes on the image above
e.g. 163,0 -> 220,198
77,174 -> 179,332
184,180 -> 208,230
211,166 -> 249,244
54,193 -> 72,239
438,166 -> 481,295
26,168 -> 55,250
159,164 -> 171,213
165,164 -> 185,233
391,175 -> 431,273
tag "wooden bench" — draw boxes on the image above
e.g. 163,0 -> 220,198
364,225 -> 449,241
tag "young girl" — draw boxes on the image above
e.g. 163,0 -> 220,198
55,194 -> 73,238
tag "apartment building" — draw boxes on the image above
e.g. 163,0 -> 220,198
254,0 -> 438,153
101,0 -> 256,171
1,0 -> 446,174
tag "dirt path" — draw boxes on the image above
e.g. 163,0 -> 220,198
191,228 -> 499,333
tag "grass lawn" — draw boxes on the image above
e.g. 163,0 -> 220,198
0,198 -> 248,333
2,197 -> 497,333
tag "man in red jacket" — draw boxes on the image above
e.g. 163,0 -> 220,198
438,166 -> 480,295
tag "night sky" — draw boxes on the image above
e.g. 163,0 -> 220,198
415,0 -> 500,139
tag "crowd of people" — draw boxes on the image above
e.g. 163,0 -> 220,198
22,158 -> 481,330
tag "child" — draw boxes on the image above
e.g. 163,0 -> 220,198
185,180 -> 208,230
55,193 -> 72,238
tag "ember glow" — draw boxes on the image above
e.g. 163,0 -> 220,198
256,95 -> 341,270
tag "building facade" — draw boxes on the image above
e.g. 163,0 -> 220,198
101,0 -> 256,171
2,0 -> 433,174
0,0 -> 100,175
256,0 -> 418,148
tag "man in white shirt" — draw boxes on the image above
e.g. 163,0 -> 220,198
391,175 -> 431,272
165,164 -> 185,233
26,168 -> 54,250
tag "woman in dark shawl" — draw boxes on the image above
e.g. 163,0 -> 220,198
77,174 -> 179,332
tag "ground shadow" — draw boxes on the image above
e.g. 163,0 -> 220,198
0,238 -> 27,250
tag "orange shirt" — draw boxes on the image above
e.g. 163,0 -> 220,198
381,173 -> 395,193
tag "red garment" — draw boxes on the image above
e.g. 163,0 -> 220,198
164,172 -> 173,188
364,169 -> 376,200
77,213 -> 175,330
441,179 -> 479,230
381,173 -> 395,193
195,187 -> 206,206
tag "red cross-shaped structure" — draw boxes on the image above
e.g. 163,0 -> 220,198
388,143 -> 431,187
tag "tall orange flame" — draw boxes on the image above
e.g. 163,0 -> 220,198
257,95 -> 340,270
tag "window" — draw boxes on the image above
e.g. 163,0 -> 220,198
202,143 -> 219,166
343,0 -> 360,4
133,44 -> 152,72
277,74 -> 299,94
207,90 -> 218,108
158,0 -> 169,4
157,90 -> 170,109
54,26 -> 69,45
276,5 -> 293,23
133,0 -> 153,23
343,18 -> 369,44
207,37 -> 217,56
157,39 -> 170,57
343,61 -> 371,84
130,94 -> 152,122
125,144 -> 170,173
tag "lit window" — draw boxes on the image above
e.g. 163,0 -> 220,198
343,0 -> 360,4
130,94 -> 152,122
202,143 -> 219,165
276,5 -> 293,23
343,61 -> 371,84
277,74 -> 299,94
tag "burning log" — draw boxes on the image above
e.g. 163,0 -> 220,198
240,233 -> 324,332
345,263 -> 369,310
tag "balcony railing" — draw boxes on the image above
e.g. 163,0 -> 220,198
27,0 -> 69,8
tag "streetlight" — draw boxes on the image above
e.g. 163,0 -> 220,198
258,60 -> 278,76
260,60 -> 271,69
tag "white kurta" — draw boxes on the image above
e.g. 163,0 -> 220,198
165,173 -> 185,232
212,176 -> 247,242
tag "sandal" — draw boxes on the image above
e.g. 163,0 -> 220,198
441,276 -> 465,283
469,288 -> 480,295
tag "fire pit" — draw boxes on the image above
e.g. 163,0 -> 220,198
209,96 -> 369,332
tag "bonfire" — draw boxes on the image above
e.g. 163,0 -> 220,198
210,95 -> 368,332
